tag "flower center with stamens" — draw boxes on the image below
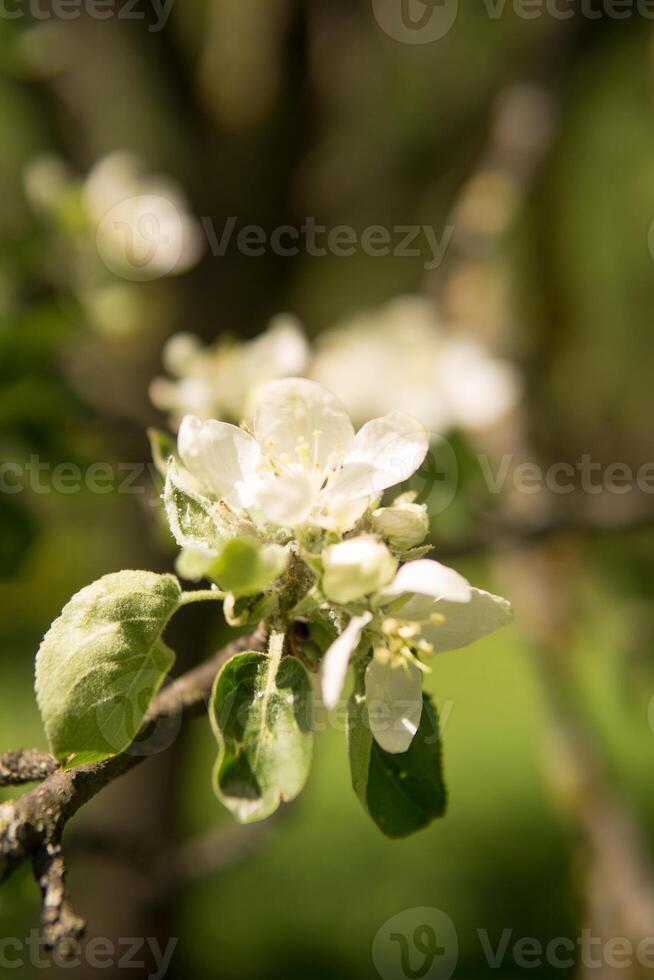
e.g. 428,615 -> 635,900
374,617 -> 433,671
261,430 -> 349,502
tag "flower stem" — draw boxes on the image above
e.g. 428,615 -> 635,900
253,629 -> 286,760
267,628 -> 286,669
179,589 -> 226,606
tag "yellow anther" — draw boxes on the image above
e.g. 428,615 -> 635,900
374,645 -> 391,666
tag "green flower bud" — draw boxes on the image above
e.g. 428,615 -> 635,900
322,536 -> 397,604
372,500 -> 429,550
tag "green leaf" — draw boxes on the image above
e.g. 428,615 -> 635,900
348,691 -> 447,838
210,652 -> 313,823
148,427 -> 176,478
164,458 -> 236,555
208,538 -> 287,597
35,571 -> 182,767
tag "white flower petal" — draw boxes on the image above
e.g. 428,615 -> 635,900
178,415 -> 270,510
321,613 -> 372,709
437,339 -> 521,430
83,150 -> 142,217
365,657 -> 423,754
151,377 -> 216,420
253,378 -> 354,473
240,315 -> 311,420
308,295 -> 447,429
253,473 -> 314,527
255,314 -> 310,376
379,558 -> 472,618
422,587 -> 513,652
312,496 -> 370,533
332,412 -> 429,501
162,332 -> 203,376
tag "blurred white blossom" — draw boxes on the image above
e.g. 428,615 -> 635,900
84,151 -> 204,281
150,315 -> 310,426
309,295 -> 521,433
23,151 -> 204,340
151,296 -> 521,437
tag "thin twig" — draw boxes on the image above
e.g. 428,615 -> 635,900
32,839 -> 85,956
0,751 -> 58,787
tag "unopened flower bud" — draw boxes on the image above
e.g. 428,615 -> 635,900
372,500 -> 429,550
322,535 -> 397,604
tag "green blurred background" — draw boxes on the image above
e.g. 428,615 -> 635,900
1,2 -> 654,978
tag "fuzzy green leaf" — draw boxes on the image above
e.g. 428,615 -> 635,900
210,652 -> 313,823
348,691 -> 447,838
164,458 -> 236,556
35,571 -> 182,767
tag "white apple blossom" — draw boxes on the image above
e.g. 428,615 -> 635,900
83,151 -> 204,281
309,295 -> 521,433
150,315 -> 309,426
176,378 -> 429,534
24,151 -> 203,283
321,558 -> 512,753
